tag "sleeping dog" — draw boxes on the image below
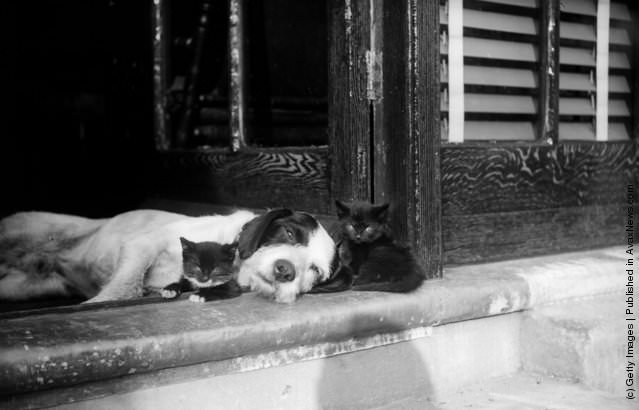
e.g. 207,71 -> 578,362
0,208 -> 335,304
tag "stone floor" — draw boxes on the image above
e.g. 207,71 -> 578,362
377,372 -> 634,410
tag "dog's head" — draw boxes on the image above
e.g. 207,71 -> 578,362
235,209 -> 335,303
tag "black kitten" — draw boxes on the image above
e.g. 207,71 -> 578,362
311,200 -> 424,293
162,237 -> 241,302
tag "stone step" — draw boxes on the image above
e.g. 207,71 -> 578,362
48,313 -> 523,410
520,293 -> 635,396
3,247 -> 632,409
381,372 -> 634,410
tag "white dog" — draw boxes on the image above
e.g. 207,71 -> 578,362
0,208 -> 335,304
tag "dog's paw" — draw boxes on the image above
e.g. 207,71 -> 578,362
188,294 -> 206,303
161,289 -> 179,299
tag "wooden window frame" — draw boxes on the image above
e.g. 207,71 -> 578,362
149,0 -> 634,269
440,0 -> 637,264
328,0 -> 443,278
150,0 -> 444,279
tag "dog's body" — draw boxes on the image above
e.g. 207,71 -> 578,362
0,209 -> 335,303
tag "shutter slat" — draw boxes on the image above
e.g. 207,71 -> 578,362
561,47 -> 595,67
610,1 -> 631,21
610,51 -> 630,69
610,28 -> 630,46
441,66 -> 538,87
562,123 -> 634,141
609,99 -> 631,117
561,22 -> 595,42
609,75 -> 630,93
560,72 -> 595,91
466,94 -> 536,113
465,10 -> 537,35
559,123 -> 596,140
482,0 -> 539,8
560,98 -> 594,115
464,38 -> 538,61
609,123 -> 630,140
442,94 -> 538,114
465,66 -> 537,87
442,0 -> 632,144
464,121 -> 536,140
560,0 -> 596,16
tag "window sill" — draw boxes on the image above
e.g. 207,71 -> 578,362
0,247 -> 623,406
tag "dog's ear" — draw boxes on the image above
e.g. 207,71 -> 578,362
237,208 -> 293,259
308,265 -> 354,293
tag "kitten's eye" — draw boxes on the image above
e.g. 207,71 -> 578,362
364,226 -> 374,234
286,229 -> 294,239
346,224 -> 355,232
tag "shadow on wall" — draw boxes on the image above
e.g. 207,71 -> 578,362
316,315 -> 437,410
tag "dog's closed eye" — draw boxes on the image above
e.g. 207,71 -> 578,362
310,264 -> 323,278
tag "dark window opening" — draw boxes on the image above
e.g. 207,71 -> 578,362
165,0 -> 328,149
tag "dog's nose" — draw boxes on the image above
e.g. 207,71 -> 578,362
273,259 -> 295,282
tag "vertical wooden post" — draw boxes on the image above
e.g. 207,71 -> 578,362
634,3 -> 639,142
151,0 -> 171,151
229,0 -> 248,151
176,0 -> 213,148
328,0 -> 372,203
373,0 -> 442,278
447,0 -> 464,144
595,0 -> 611,142
539,0 -> 559,145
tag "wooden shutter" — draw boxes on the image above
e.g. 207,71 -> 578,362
440,0 -> 540,141
559,0 -> 632,140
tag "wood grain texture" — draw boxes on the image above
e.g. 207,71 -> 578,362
442,142 -> 637,215
372,0 -> 442,278
539,0 -> 559,144
176,0 -> 212,148
229,0 -> 248,151
151,147 -> 330,213
443,203 -> 631,264
151,0 -> 171,150
328,0 -> 372,203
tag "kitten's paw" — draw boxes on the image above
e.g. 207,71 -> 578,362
161,289 -> 179,299
188,294 -> 206,303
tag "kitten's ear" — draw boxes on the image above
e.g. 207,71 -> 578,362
222,243 -> 238,258
374,203 -> 390,221
335,200 -> 350,218
180,237 -> 195,252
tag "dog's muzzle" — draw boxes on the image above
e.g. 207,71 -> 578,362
273,259 -> 295,282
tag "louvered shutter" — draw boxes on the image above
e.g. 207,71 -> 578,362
558,0 -> 631,140
441,0 -> 540,141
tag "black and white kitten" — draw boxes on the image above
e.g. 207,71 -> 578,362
311,200 -> 424,293
161,237 -> 241,302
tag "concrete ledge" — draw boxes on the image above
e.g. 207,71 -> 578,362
521,294 -> 632,395
0,247 -> 627,406
25,315 -> 523,410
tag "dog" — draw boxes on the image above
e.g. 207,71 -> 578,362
0,208 -> 335,304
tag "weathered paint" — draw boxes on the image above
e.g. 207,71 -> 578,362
151,0 -> 170,151
539,0 -> 559,144
229,0 -> 247,151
